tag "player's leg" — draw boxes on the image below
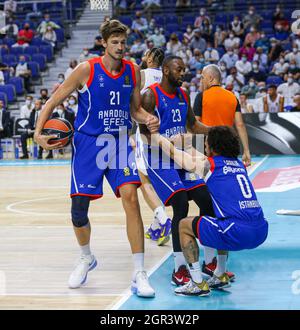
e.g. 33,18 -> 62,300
68,195 -> 97,289
174,217 -> 210,297
119,183 -> 155,297
139,171 -> 171,242
168,191 -> 191,286
187,185 -> 235,282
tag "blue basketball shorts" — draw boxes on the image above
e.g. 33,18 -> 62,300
70,131 -> 141,200
142,147 -> 205,206
192,215 -> 268,251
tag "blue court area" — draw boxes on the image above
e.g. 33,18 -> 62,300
120,155 -> 300,310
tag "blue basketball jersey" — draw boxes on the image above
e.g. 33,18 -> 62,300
74,57 -> 136,136
149,83 -> 188,138
205,156 -> 265,221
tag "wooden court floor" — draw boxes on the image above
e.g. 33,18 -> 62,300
0,164 -> 199,310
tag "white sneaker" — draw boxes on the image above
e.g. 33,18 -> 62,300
68,254 -> 97,289
131,271 -> 155,298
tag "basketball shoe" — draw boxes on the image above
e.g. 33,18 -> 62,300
202,257 -> 235,282
68,254 -> 97,289
207,273 -> 231,290
145,226 -> 161,241
157,218 -> 172,246
131,271 -> 155,297
175,279 -> 210,297
171,265 -> 191,286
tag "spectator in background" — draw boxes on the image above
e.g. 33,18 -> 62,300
78,47 -> 98,63
239,42 -> 256,61
277,73 -> 300,107
52,73 -> 65,94
12,23 -> 34,48
219,61 -> 228,85
253,47 -> 268,72
219,47 -> 239,70
274,21 -> 289,41
189,49 -> 203,72
285,45 -> 300,67
67,95 -> 78,116
200,18 -> 213,42
224,32 -> 240,50
42,26 -> 57,48
235,54 -> 252,76
20,99 -> 43,159
241,78 -> 259,99
271,56 -> 289,77
124,51 -> 136,63
225,82 -> 240,98
291,94 -> 300,111
183,25 -> 194,43
229,16 -> 244,38
244,26 -> 260,47
263,85 -> 284,113
190,29 -> 206,53
177,40 -> 192,65
268,38 -> 283,62
20,95 -> 34,119
214,25 -> 227,48
148,28 -> 166,48
191,69 -> 202,86
39,88 -> 49,105
239,93 -> 253,113
0,70 -> 4,85
52,103 -> 75,127
204,42 -> 219,64
176,0 -> 191,15
0,100 -> 10,142
37,13 -> 61,35
0,18 -> 18,38
130,38 -> 147,58
166,33 -> 182,55
15,55 -> 32,93
287,59 -> 300,80
256,84 -> 267,99
246,60 -> 266,82
243,5 -> 262,29
64,60 -> 78,79
89,36 -> 105,55
254,32 -> 270,53
194,7 -> 211,28
4,0 -> 17,18
226,66 -> 245,92
131,11 -> 148,38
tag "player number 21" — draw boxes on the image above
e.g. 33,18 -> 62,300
172,108 -> 181,122
110,91 -> 120,105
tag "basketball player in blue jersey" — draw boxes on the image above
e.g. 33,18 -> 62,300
140,55 -> 216,286
33,20 -> 159,297
156,126 -> 268,296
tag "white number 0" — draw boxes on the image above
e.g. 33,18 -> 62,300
236,174 -> 252,199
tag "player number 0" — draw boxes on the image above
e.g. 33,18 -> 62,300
236,174 -> 252,199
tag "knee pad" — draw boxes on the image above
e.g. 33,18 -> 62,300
71,196 -> 90,227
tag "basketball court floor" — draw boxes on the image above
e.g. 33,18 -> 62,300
0,155 -> 299,310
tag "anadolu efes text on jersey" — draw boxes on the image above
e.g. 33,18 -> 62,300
204,156 -> 265,221
75,57 -> 136,136
149,83 -> 188,138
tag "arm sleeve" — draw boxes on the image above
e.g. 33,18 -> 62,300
193,92 -> 203,117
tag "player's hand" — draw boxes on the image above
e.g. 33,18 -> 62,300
242,150 -> 251,167
146,115 -> 159,133
34,133 -> 62,150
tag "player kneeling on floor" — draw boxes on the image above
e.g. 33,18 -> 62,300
156,126 -> 268,297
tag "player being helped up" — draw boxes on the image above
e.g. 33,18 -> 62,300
154,126 -> 268,297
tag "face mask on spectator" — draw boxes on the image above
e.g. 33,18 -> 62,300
249,81 -> 255,87
69,99 -> 76,105
249,10 -> 254,15
187,28 -> 192,33
190,85 -> 196,92
290,64 -> 296,69
199,58 -> 205,63
57,108 -> 63,116
155,29 -> 159,35
216,27 -> 221,32
200,10 -> 205,15
261,34 -> 265,39
228,51 -> 233,56
207,47 -> 212,51
220,65 -> 226,71
196,73 -> 201,78
84,50 -> 89,56
293,48 -> 298,53
234,19 -> 239,24
20,60 -> 25,64
279,58 -> 285,64
242,57 -> 247,62
26,99 -> 32,106
253,64 -> 258,70
229,34 -> 234,39
271,42 -> 276,47
288,77 -> 294,84
58,77 -> 64,83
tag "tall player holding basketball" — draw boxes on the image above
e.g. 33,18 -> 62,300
34,20 -> 159,297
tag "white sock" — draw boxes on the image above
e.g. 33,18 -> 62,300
173,252 -> 186,272
204,246 -> 215,264
214,254 -> 227,277
154,206 -> 169,225
132,253 -> 144,278
150,215 -> 160,230
80,243 -> 91,256
187,262 -> 203,284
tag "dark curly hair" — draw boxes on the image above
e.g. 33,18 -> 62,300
207,126 -> 240,158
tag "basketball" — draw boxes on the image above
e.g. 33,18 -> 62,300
42,118 -> 74,147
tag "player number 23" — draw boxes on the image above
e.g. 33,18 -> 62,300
172,108 -> 181,122
110,91 -> 120,105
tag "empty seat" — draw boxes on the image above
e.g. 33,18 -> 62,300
8,77 -> 25,95
0,84 -> 16,102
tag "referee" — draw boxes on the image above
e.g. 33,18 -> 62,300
193,64 -> 251,166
